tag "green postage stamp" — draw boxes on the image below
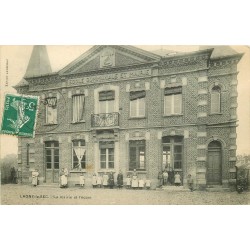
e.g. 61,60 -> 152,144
1,93 -> 39,137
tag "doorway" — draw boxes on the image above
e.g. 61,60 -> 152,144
207,141 -> 222,185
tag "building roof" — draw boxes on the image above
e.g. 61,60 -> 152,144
14,78 -> 29,88
199,45 -> 238,58
24,45 -> 52,78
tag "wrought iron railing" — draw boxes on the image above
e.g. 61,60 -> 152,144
91,112 -> 119,127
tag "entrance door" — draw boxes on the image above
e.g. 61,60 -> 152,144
207,141 -> 222,185
45,141 -> 59,183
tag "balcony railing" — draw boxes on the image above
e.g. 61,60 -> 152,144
91,112 -> 119,127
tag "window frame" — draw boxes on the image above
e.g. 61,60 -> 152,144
210,86 -> 221,114
162,136 -> 183,172
99,141 -> 115,169
129,140 -> 146,170
164,87 -> 182,116
45,97 -> 58,124
72,94 -> 85,123
45,141 -> 59,170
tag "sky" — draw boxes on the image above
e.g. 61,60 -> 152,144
0,45 -> 250,158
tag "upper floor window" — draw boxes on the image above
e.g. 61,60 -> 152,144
45,97 -> 57,124
164,87 -> 182,115
130,91 -> 146,117
99,91 -> 115,114
72,95 -> 85,122
210,86 -> 221,114
72,139 -> 86,170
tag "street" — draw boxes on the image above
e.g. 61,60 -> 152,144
1,184 -> 249,205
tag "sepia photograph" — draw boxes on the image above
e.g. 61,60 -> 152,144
1,45 -> 249,205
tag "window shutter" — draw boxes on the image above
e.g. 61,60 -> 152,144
99,91 -> 115,101
138,98 -> 145,116
130,91 -> 146,101
164,87 -> 182,95
130,99 -> 137,117
174,94 -> 182,114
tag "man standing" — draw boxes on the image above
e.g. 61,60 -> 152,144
117,171 -> 123,189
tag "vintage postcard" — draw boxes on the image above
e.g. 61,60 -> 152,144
0,45 -> 249,205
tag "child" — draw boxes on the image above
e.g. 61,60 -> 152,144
126,174 -> 131,189
174,172 -> 181,186
163,169 -> 169,186
92,173 -> 97,188
97,174 -> 103,188
138,178 -> 145,190
32,169 -> 39,187
131,170 -> 138,190
145,179 -> 151,190
187,174 -> 194,191
79,173 -> 85,188
102,172 -> 109,188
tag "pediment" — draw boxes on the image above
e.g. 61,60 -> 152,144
60,45 -> 160,75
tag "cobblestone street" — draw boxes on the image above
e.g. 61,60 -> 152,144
1,184 -> 249,205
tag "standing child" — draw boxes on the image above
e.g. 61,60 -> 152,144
79,173 -> 85,188
92,173 -> 97,188
131,170 -> 138,190
97,174 -> 103,188
126,174 -> 131,189
32,169 -> 39,187
174,172 -> 181,186
145,179 -> 151,190
138,178 -> 145,190
103,172 -> 109,188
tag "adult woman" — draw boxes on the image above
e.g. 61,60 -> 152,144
108,172 -> 115,189
117,171 -> 123,189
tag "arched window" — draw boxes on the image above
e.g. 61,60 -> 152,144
210,86 -> 221,114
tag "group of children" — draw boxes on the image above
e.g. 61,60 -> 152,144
79,170 -> 152,190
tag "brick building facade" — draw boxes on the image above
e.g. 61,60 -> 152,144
15,45 -> 243,189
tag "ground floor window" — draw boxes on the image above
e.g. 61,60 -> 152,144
72,140 -> 86,170
100,141 -> 114,169
129,140 -> 146,170
45,141 -> 59,170
162,136 -> 183,171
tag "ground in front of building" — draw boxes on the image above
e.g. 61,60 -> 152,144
1,184 -> 249,205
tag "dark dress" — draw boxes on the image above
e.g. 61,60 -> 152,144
117,173 -> 123,188
108,173 -> 115,189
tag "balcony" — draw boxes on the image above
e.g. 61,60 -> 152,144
91,112 -> 119,128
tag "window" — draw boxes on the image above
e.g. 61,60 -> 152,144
162,136 -> 183,171
72,140 -> 86,170
129,140 -> 146,170
45,141 -> 59,170
99,141 -> 114,169
130,91 -> 146,117
211,86 -> 221,113
99,91 -> 115,113
45,97 -> 57,124
72,95 -> 85,122
164,87 -> 182,115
